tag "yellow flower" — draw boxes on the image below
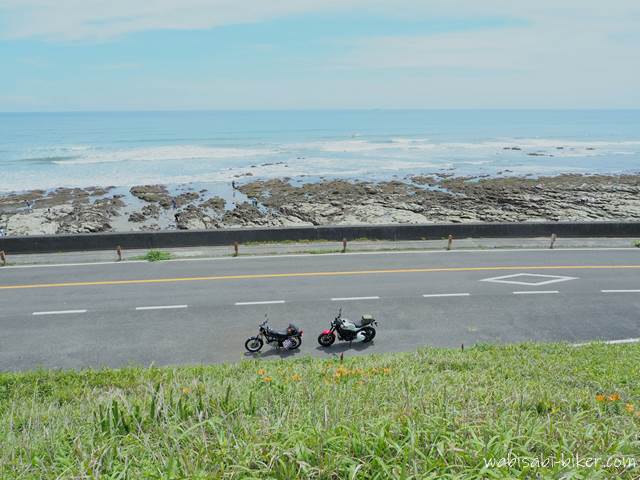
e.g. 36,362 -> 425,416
263,376 -> 272,383
595,394 -> 606,402
625,403 -> 635,413
257,369 -> 266,376
608,393 -> 621,402
291,374 -> 302,382
181,387 -> 192,395
382,367 -> 391,374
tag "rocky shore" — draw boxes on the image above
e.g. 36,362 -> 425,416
1,174 -> 639,236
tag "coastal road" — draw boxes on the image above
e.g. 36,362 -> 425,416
1,248 -> 639,371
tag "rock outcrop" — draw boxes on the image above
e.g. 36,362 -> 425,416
236,175 -> 640,225
3,174 -> 639,235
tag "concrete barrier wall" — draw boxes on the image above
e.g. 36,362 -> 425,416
1,222 -> 639,254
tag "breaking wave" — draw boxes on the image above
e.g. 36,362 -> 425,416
50,145 -> 277,165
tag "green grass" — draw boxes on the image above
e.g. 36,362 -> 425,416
1,343 -> 639,478
137,249 -> 173,262
634,240 -> 640,248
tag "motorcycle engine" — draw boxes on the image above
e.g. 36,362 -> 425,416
282,338 -> 296,350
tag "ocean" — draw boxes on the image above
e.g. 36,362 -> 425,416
1,110 -> 639,194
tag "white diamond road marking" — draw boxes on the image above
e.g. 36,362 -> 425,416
480,273 -> 578,286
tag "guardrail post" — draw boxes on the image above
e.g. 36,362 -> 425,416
447,234 -> 453,251
116,245 -> 123,261
233,241 -> 239,257
0,250 -> 5,266
341,238 -> 347,253
550,233 -> 557,249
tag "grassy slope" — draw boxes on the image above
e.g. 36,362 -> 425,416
1,343 -> 639,479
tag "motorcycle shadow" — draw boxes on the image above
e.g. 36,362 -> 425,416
315,340 -> 375,354
243,348 -> 303,359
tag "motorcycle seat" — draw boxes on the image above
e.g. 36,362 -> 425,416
351,315 -> 374,328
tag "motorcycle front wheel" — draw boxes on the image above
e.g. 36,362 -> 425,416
361,327 -> 376,343
318,332 -> 336,347
245,336 -> 264,352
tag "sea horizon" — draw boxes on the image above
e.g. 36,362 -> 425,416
3,107 -> 640,114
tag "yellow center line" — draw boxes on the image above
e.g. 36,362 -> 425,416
1,264 -> 639,290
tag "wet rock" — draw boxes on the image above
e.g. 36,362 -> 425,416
85,186 -> 115,196
5,209 -> 61,235
199,196 -> 225,211
142,204 -> 160,218
128,212 -> 146,223
174,191 -> 200,207
411,175 -> 438,186
221,202 -> 266,226
174,205 -> 214,230
130,185 -> 173,208
140,223 -> 161,231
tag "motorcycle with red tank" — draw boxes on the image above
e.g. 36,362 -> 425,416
317,309 -> 377,347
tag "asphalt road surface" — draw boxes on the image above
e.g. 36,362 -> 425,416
1,248 -> 639,371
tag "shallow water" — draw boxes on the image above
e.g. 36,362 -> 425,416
1,110 -> 639,193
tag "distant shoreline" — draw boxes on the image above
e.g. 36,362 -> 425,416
1,173 -> 639,237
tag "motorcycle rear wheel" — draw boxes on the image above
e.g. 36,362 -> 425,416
245,336 -> 264,352
361,327 -> 376,343
288,336 -> 302,350
318,332 -> 336,347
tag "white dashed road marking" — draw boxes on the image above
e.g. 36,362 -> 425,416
513,290 -> 559,295
331,296 -> 380,301
601,290 -> 640,293
135,305 -> 188,311
235,300 -> 286,306
423,293 -> 470,298
33,309 -> 87,316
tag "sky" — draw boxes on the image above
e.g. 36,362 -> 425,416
1,1 -> 639,111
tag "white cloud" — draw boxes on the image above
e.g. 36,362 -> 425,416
1,1 -> 639,108
328,2 -> 640,107
0,0 -> 369,41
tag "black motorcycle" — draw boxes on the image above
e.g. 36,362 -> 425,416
244,318 -> 303,353
317,309 -> 377,347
